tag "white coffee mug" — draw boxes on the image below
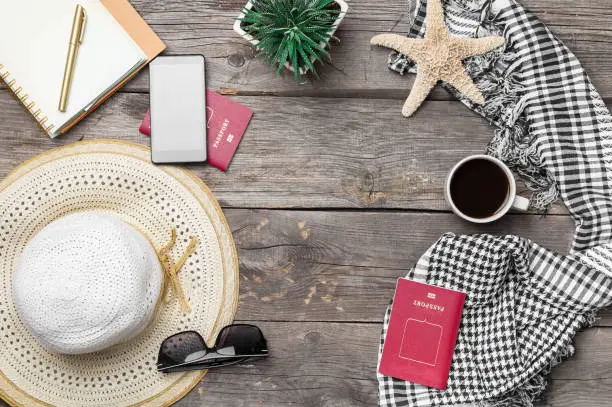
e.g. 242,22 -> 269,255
445,155 -> 530,224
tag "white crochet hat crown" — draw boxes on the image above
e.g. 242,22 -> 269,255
13,212 -> 163,355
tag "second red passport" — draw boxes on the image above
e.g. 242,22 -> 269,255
378,278 -> 466,390
140,90 -> 253,171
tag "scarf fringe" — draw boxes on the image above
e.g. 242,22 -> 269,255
468,0 -> 560,211
589,83 -> 612,188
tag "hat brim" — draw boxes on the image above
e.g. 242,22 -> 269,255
0,140 -> 238,407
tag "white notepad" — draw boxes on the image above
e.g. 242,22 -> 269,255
0,0 -> 147,137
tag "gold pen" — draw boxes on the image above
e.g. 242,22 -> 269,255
58,4 -> 87,112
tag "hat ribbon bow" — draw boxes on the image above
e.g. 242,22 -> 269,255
158,229 -> 197,313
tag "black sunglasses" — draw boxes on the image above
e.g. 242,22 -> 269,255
157,324 -> 269,373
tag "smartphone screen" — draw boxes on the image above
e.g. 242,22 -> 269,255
149,55 -> 206,164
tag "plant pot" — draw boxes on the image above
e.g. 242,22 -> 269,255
233,0 -> 349,75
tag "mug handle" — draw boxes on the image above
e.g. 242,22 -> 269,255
511,195 -> 530,212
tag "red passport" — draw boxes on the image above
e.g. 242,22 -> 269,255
379,278 -> 466,390
140,90 -> 253,171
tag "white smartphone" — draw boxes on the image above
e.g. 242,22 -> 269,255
149,55 -> 207,164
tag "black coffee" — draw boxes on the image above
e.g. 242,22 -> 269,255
449,158 -> 510,219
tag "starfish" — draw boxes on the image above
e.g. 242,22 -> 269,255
371,0 -> 504,117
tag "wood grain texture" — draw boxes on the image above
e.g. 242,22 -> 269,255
0,90 -> 572,213
231,208 -> 612,325
2,1 -> 612,405
0,324 -> 609,407
224,209 -> 612,326
110,0 -> 612,99
5,1 -> 612,98
164,324 -> 611,407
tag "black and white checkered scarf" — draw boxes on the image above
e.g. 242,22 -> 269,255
377,0 -> 612,405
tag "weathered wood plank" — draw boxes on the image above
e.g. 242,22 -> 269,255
537,379 -> 612,407
552,328 -> 612,381
0,1 -> 610,405
5,0 -> 612,98
0,90 -> 573,213
224,209 -> 612,326
0,324 -> 609,406
188,322 -> 381,407
4,91 -> 610,323
104,0 -> 612,99
167,324 -> 611,407
227,208 -> 611,326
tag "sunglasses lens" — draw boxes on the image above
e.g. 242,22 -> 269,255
157,331 -> 207,370
215,325 -> 268,356
163,357 -> 250,373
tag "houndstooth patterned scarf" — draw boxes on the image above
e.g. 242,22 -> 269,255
377,0 -> 612,405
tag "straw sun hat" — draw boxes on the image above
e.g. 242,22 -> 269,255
0,140 -> 238,407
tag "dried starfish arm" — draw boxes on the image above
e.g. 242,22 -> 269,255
441,59 -> 486,104
423,0 -> 448,39
370,34 -> 423,60
451,36 -> 505,59
402,70 -> 439,117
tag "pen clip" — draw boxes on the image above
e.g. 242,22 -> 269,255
79,8 -> 87,43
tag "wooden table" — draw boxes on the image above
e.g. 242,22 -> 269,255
1,1 -> 611,406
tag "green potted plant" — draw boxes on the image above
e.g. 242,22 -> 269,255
234,0 -> 349,81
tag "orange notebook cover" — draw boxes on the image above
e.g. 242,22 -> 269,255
61,0 -> 165,134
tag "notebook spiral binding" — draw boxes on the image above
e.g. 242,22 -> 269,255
0,63 -> 55,135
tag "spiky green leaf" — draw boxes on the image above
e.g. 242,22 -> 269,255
239,0 -> 341,81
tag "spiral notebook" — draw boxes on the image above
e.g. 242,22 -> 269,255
0,0 -> 164,138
